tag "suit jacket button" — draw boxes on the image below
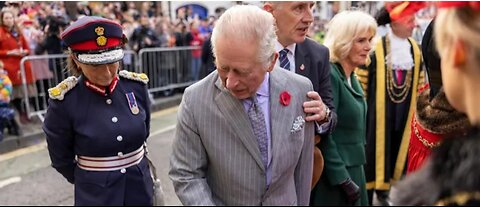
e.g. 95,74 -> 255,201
117,135 -> 123,141
112,117 -> 118,123
120,168 -> 126,173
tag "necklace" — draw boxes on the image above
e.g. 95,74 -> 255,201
385,36 -> 413,103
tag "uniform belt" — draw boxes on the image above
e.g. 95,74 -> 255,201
77,145 -> 145,171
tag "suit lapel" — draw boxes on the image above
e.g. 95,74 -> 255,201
214,77 -> 265,171
269,69 -> 295,174
295,42 -> 310,77
350,74 -> 365,98
333,63 -> 364,98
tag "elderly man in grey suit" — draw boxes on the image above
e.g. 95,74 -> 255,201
169,5 -> 315,206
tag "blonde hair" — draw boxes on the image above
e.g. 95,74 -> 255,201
435,7 -> 480,66
323,10 -> 377,63
211,5 -> 277,67
66,52 -> 82,77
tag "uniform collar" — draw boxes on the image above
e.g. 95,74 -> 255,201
84,76 -> 119,96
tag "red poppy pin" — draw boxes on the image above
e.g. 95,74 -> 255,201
280,91 -> 291,106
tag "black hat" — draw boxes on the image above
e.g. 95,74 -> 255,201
422,19 -> 442,100
61,16 -> 125,65
375,7 -> 391,26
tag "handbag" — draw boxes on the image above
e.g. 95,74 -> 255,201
146,153 -> 165,206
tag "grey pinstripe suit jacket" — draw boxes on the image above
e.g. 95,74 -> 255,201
169,67 -> 315,206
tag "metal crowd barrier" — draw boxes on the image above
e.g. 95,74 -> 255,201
20,54 -> 69,122
19,47 -> 202,121
138,46 -> 201,94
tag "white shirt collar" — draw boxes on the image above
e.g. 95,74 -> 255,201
274,40 -> 296,72
275,40 -> 296,57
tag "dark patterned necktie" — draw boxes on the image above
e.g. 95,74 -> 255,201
279,48 -> 291,70
247,96 -> 268,170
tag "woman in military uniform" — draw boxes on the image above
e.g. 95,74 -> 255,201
42,16 -> 153,205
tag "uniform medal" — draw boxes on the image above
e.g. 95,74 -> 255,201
126,92 -> 139,115
131,106 -> 139,115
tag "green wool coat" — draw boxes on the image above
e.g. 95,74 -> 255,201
310,63 -> 368,206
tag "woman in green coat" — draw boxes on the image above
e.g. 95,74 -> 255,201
310,10 -> 377,206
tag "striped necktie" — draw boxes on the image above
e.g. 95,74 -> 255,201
279,48 -> 291,70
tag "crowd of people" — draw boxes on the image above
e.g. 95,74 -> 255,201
0,1 -> 221,141
3,1 -> 479,206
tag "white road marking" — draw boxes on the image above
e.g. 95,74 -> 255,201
150,125 -> 176,137
0,176 -> 22,189
151,106 -> 178,118
0,142 -> 47,163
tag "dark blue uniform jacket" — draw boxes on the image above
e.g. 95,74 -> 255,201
43,75 -> 153,205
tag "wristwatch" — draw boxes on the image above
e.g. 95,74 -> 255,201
320,104 -> 331,124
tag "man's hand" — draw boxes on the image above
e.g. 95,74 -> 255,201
303,91 -> 327,122
340,178 -> 360,205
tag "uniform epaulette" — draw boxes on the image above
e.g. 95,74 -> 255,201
118,70 -> 149,84
48,76 -> 78,100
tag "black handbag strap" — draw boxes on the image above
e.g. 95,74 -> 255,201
144,143 -> 158,180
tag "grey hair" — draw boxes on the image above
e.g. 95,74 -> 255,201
323,10 -> 377,63
211,5 -> 277,67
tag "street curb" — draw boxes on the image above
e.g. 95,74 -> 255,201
0,94 -> 184,154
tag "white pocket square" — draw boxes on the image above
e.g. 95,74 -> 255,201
291,116 -> 305,133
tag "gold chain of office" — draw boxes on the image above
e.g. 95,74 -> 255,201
385,36 -> 413,104
413,118 -> 441,149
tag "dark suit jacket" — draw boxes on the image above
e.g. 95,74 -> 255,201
294,38 -> 337,135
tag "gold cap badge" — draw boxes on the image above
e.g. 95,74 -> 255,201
95,26 -> 107,46
96,36 -> 107,46
95,27 -> 105,36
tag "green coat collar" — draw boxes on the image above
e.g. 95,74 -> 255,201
331,63 -> 364,98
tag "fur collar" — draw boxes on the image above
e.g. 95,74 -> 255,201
416,88 -> 472,135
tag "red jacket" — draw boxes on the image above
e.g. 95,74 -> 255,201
0,26 -> 34,85
190,30 -> 203,58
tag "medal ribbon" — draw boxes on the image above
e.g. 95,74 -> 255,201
125,92 -> 138,111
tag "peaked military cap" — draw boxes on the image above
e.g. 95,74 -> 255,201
61,16 -> 126,65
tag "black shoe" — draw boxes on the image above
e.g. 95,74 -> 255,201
376,191 -> 392,206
